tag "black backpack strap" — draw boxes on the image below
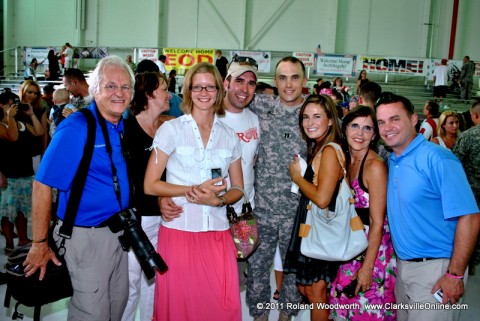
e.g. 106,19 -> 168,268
3,282 -> 11,308
34,305 -> 41,321
59,108 -> 96,238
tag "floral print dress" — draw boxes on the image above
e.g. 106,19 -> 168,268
329,177 -> 397,320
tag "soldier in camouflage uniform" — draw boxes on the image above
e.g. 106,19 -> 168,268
453,100 -> 480,274
62,68 -> 92,116
246,57 -> 307,321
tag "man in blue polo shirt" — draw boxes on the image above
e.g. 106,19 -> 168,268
24,56 -> 134,321
375,93 -> 479,321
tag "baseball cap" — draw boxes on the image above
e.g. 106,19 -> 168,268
226,59 -> 258,80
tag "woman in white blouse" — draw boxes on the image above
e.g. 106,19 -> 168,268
144,62 -> 244,321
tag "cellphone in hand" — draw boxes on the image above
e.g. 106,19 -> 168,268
342,279 -> 358,298
433,288 -> 443,303
211,168 -> 222,185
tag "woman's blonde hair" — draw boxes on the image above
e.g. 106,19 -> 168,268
437,110 -> 460,137
181,62 -> 225,116
18,80 -> 42,109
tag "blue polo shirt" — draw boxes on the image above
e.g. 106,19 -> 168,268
387,134 -> 479,260
36,101 -> 130,226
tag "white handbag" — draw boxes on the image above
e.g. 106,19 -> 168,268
300,143 -> 368,261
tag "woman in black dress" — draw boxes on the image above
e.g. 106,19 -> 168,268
47,49 -> 61,80
285,94 -> 343,321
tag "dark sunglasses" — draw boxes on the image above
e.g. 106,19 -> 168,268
375,92 -> 414,113
232,55 -> 258,69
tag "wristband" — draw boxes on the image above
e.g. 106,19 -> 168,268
32,237 -> 48,244
445,271 -> 464,279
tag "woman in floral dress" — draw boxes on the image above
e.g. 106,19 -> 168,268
329,106 -> 397,320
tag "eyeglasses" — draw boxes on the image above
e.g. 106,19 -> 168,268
232,55 -> 258,69
104,84 -> 132,93
347,123 -> 374,133
190,85 -> 218,92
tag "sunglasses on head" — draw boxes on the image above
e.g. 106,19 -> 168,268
375,92 -> 415,114
232,55 -> 258,69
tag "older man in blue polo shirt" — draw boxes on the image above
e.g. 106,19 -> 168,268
24,56 -> 135,321
375,92 -> 480,321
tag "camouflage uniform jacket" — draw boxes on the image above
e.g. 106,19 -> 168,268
70,95 -> 92,110
453,125 -> 480,205
249,94 -> 307,214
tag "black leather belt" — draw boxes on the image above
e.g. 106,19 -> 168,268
57,218 -> 109,229
405,258 -> 439,262
75,223 -> 109,228
58,213 -> 124,233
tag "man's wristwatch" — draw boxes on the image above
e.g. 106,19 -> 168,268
217,196 -> 227,207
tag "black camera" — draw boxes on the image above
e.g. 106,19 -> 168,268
113,208 -> 168,279
342,279 -> 358,298
17,103 -> 30,112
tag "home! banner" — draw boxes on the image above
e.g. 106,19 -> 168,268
358,55 -> 427,76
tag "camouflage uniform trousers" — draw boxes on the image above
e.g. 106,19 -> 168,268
453,125 -> 480,266
246,197 -> 303,318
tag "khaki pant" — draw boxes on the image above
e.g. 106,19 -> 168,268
54,220 -> 128,321
395,258 -> 466,321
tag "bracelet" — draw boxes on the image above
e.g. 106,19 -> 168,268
445,270 -> 464,280
32,237 -> 48,244
217,196 -> 227,207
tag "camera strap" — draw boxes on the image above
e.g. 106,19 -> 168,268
59,108 -> 96,238
95,107 -> 132,210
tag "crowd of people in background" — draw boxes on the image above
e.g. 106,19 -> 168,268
0,52 -> 479,321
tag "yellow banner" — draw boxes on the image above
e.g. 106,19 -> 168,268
163,48 -> 215,74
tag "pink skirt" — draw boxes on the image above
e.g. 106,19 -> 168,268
153,226 -> 241,321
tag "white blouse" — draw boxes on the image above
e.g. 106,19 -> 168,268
151,114 -> 242,232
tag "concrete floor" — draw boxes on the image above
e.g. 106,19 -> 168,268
1,228 -> 479,321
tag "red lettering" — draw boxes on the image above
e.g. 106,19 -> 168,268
165,54 -> 177,66
407,60 -> 417,73
179,54 -> 195,66
237,128 -> 259,143
375,59 -> 388,71
197,54 -> 213,63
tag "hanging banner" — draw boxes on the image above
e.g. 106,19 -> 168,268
229,50 -> 271,73
424,59 -> 463,81
293,52 -> 315,68
358,55 -> 427,76
24,47 -> 50,66
76,47 -> 108,59
138,48 -> 160,61
163,48 -> 215,75
475,62 -> 480,77
314,54 -> 356,77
